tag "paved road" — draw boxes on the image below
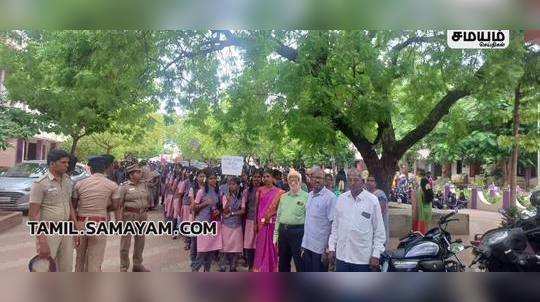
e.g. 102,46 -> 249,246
0,208 -> 501,272
0,210 -> 193,272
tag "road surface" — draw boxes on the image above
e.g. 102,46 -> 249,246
0,208 -> 501,272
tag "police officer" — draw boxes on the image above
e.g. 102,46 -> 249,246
72,156 -> 119,272
141,160 -> 160,210
115,163 -> 151,272
28,149 -> 78,272
100,154 -> 115,181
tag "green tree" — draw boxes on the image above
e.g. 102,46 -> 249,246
424,43 -> 539,197
160,30 -> 532,194
0,32 -> 44,150
66,113 -> 166,161
3,30 -> 159,155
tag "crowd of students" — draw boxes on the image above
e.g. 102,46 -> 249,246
157,163 -> 390,272
28,148 -> 435,272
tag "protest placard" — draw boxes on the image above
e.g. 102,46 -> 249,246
221,156 -> 244,176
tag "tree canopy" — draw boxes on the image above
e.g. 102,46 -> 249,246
156,30 -> 537,193
1,30 -> 537,196
1,30 -> 160,154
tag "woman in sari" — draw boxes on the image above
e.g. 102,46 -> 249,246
412,169 -> 433,234
253,169 -> 284,272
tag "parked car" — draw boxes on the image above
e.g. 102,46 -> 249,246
0,160 -> 89,214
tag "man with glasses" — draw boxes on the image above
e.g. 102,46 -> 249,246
301,167 -> 337,272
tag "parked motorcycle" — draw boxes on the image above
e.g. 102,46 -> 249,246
433,191 -> 445,209
446,191 -> 468,209
391,178 -> 412,204
381,208 -> 468,272
469,190 -> 540,272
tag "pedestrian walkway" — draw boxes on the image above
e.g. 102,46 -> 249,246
0,209 -> 502,272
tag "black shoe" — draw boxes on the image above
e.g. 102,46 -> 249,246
132,265 -> 151,272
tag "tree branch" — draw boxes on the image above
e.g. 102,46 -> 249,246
373,121 -> 388,145
220,30 -> 298,62
330,113 -> 379,161
163,30 -> 298,72
390,34 -> 443,66
162,37 -> 235,71
275,41 -> 298,62
395,89 -> 470,156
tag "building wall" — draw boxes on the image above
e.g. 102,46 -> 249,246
0,138 -> 60,169
0,139 -> 17,169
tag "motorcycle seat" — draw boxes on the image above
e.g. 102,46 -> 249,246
387,249 -> 406,259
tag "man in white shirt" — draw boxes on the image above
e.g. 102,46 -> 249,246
328,169 -> 386,272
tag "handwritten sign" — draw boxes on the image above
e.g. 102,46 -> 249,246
221,156 -> 244,176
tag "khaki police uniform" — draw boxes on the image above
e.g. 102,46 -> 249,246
29,172 -> 74,272
73,173 -> 119,272
116,174 -> 150,272
142,166 -> 159,208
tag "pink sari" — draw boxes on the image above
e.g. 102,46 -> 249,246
253,186 -> 280,272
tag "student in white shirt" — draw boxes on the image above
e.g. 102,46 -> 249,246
328,169 -> 386,272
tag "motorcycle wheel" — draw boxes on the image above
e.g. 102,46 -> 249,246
444,260 -> 465,272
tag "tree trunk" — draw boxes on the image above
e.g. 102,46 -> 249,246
352,140 -> 398,196
509,86 -> 522,207
442,163 -> 452,178
501,158 -> 509,187
70,135 -> 80,157
525,167 -> 531,191
364,156 -> 398,197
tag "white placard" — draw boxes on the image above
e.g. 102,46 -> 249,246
447,30 -> 509,49
221,156 -> 244,176
191,161 -> 208,170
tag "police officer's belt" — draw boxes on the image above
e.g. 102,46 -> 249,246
124,207 -> 147,213
77,215 -> 107,222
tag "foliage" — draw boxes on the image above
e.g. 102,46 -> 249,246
2,30 -> 160,154
423,39 -> 538,185
0,106 -> 43,150
157,30 -> 534,193
64,113 -> 166,161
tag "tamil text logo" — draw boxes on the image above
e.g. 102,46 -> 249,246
447,30 -> 509,49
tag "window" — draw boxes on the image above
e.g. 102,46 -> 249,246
456,160 -> 463,174
433,164 -> 442,177
26,143 -> 37,160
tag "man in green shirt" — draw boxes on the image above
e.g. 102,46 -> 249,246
273,169 -> 308,272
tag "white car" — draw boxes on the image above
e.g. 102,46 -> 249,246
0,160 -> 89,214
